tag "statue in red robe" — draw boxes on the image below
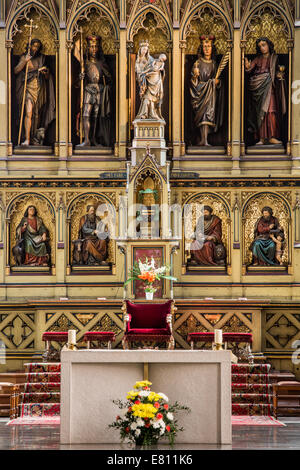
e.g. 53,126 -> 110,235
189,206 -> 226,266
245,37 -> 286,145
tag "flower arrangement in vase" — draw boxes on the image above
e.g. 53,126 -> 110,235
124,258 -> 177,300
109,380 -> 190,447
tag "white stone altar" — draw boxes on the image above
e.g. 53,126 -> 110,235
60,350 -> 232,445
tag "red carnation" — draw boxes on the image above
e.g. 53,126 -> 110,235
166,425 -> 171,432
128,407 -> 132,412
134,400 -> 141,405
163,404 -> 169,410
125,427 -> 130,433
154,402 -> 160,409
156,413 -> 163,420
145,422 -> 150,428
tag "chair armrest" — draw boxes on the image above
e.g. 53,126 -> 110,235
166,314 -> 173,333
123,314 -> 131,332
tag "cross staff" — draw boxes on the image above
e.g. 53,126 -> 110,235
17,19 -> 38,146
79,28 -> 84,144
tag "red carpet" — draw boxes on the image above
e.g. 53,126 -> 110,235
232,363 -> 274,416
232,416 -> 285,426
7,416 -> 60,426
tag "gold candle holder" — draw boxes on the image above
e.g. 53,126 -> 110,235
66,343 -> 77,351
213,342 -> 223,351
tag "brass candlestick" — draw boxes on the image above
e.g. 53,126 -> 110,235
66,343 -> 77,351
213,342 -> 223,351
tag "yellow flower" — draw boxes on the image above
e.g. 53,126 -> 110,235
134,380 -> 152,390
148,392 -> 163,402
126,390 -> 140,400
131,403 -> 158,419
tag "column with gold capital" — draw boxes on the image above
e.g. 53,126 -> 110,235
58,30 -> 69,172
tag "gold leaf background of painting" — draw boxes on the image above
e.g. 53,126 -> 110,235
243,194 -> 290,265
244,9 -> 289,54
132,12 -> 169,54
185,7 -> 230,54
9,195 -> 55,266
13,9 -> 57,56
69,195 -> 116,264
73,9 -> 117,54
184,194 -> 229,249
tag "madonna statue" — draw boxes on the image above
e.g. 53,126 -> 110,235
135,40 -> 166,121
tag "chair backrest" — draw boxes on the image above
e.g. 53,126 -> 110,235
126,300 -> 172,329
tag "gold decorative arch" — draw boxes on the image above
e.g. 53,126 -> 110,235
183,193 -> 231,268
242,4 -> 292,54
8,194 -> 56,268
10,4 -> 58,55
68,194 -> 116,266
182,4 -> 232,55
68,4 -> 118,54
242,193 -> 291,266
132,11 -> 170,54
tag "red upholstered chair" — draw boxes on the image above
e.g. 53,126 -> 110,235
122,300 -> 175,350
42,332 -> 69,362
83,331 -> 116,349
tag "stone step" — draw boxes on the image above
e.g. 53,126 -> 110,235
24,382 -> 60,393
24,363 -> 61,374
26,373 -> 60,383
232,393 -> 273,404
21,392 -> 60,404
20,402 -> 60,417
232,403 -> 273,416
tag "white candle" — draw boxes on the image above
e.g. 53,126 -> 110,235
68,330 -> 76,345
214,329 -> 222,344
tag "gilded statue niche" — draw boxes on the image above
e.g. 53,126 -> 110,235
183,193 -> 230,270
242,193 -> 291,269
8,194 -> 56,271
134,170 -> 162,239
68,5 -> 118,151
68,194 -> 116,270
9,5 -> 58,150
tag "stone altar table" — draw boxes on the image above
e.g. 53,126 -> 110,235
60,350 -> 232,445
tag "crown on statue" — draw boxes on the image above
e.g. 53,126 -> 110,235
200,34 -> 215,45
86,34 -> 101,46
139,39 -> 149,48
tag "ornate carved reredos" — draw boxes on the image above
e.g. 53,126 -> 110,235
68,194 -> 116,265
7,194 -> 56,267
183,193 -> 230,252
242,193 -> 291,266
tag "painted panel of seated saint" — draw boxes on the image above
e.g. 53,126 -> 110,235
243,194 -> 290,270
12,205 -> 51,267
250,207 -> 285,267
72,205 -> 109,266
189,205 -> 226,267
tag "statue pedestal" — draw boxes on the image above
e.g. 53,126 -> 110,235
131,119 -> 167,166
